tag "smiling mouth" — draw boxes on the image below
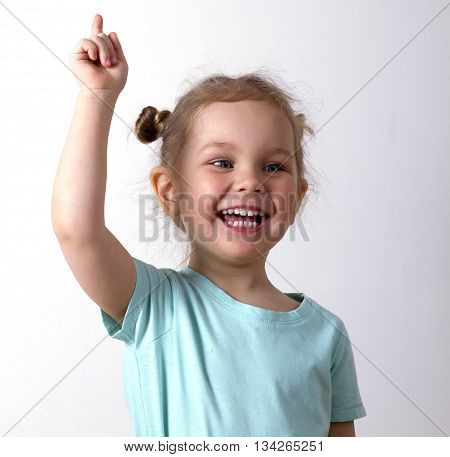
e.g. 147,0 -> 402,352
216,211 -> 270,230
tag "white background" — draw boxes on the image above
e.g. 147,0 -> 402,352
0,0 -> 448,437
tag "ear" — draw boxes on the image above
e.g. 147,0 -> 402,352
290,177 -> 308,225
149,166 -> 179,216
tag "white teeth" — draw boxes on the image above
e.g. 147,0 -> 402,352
226,220 -> 259,228
222,207 -> 264,214
221,207 -> 267,218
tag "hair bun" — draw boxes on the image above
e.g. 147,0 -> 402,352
134,105 -> 171,144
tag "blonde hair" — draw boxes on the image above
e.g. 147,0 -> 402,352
132,70 -> 316,234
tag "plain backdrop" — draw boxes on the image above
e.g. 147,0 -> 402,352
0,0 -> 449,437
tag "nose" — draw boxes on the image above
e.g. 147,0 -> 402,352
232,166 -> 264,193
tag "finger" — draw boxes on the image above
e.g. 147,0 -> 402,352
90,35 -> 111,67
91,13 -> 103,36
97,32 -> 117,65
72,38 -> 98,61
108,32 -> 127,64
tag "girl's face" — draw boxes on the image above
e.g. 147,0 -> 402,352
175,100 -> 307,263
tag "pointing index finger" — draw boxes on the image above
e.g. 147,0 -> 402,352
91,14 -> 103,36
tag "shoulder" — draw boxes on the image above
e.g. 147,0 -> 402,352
303,295 -> 351,357
133,256 -> 177,276
132,256 -> 180,290
100,256 -> 180,345
128,256 -> 182,316
307,295 -> 347,333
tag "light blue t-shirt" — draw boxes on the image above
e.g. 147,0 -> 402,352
100,256 -> 366,437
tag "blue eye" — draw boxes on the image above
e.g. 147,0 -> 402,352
209,160 -> 284,173
265,163 -> 284,173
211,159 -> 232,169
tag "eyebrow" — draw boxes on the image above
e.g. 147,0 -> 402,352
199,141 -> 293,156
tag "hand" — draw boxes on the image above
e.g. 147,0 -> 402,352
69,14 -> 128,99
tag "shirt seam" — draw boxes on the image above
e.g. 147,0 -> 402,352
109,258 -> 147,344
125,265 -> 177,345
120,294 -> 146,344
330,328 -> 346,368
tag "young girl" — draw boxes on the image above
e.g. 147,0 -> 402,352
52,14 -> 367,437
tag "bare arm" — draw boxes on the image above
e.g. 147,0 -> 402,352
52,14 -> 134,323
328,421 -> 356,437
51,90 -> 116,238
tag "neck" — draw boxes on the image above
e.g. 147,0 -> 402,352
187,244 -> 274,298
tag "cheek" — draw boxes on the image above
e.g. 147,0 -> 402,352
270,178 -> 298,214
177,165 -> 224,219
194,173 -> 224,211
181,186 -> 219,223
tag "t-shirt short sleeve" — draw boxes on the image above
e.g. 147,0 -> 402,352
100,256 -> 175,347
330,320 -> 367,422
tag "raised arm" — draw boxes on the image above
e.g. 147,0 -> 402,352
51,14 -> 134,324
